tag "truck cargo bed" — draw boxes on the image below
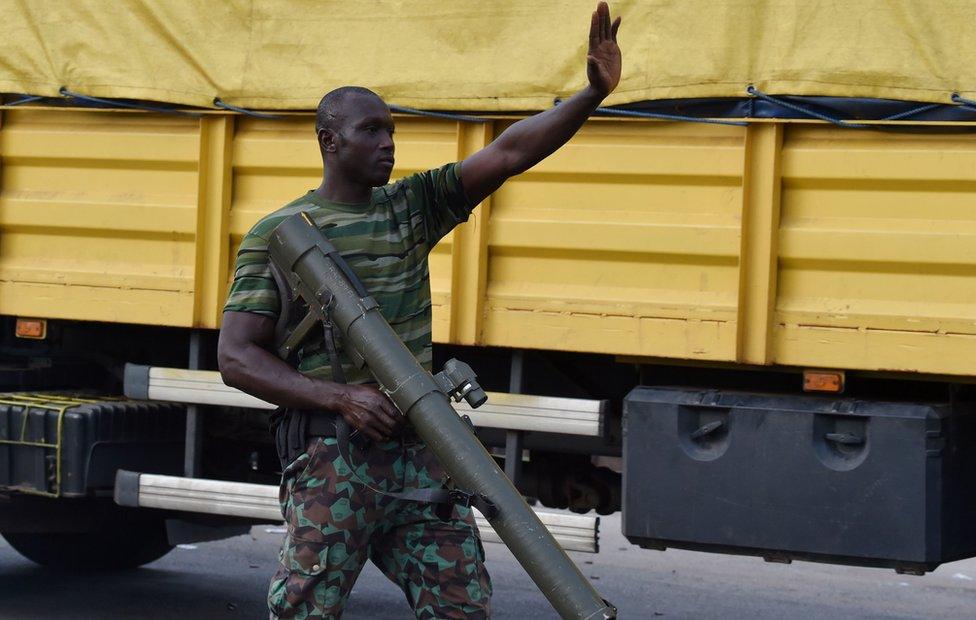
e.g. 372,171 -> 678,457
1,109 -> 974,376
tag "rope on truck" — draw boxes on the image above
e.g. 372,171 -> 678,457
4,85 -> 976,129
60,87 -> 201,117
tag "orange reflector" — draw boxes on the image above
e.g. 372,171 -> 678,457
803,370 -> 844,393
15,318 -> 47,339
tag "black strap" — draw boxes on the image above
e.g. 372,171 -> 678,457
269,261 -> 295,355
326,248 -> 371,299
322,319 -> 346,383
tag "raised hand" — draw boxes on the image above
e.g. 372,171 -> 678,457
458,1 -> 623,205
586,2 -> 622,98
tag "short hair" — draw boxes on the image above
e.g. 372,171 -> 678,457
315,86 -> 382,134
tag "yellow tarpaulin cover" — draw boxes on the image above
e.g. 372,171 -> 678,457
1,0 -> 974,111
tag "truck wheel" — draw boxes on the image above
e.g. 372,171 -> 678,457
2,516 -> 173,570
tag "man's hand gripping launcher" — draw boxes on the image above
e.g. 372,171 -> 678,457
268,212 -> 615,620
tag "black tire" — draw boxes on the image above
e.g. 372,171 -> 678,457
2,514 -> 173,570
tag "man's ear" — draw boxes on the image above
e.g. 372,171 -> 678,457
318,128 -> 338,153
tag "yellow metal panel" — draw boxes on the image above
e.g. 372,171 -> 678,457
0,109 -> 199,326
479,120 -> 743,360
0,113 -> 199,165
193,116 -> 234,328
772,126 -> 976,374
448,122 -> 493,344
773,326 -> 976,377
735,123 -> 783,364
488,220 -> 739,257
3,107 -> 976,379
0,281 -> 193,325
0,198 -> 195,235
428,237 -> 454,343
484,309 -> 737,361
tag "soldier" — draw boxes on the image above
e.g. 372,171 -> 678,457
217,3 -> 621,618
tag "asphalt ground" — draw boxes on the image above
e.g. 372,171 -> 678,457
1,513 -> 975,619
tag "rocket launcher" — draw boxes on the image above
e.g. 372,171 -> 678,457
268,212 -> 616,620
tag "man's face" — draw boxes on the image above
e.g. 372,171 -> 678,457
326,94 -> 396,189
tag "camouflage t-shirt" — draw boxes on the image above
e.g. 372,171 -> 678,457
224,162 -> 473,384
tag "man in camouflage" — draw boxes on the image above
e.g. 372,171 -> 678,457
217,3 -> 621,618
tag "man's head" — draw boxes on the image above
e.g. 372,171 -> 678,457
316,86 -> 396,190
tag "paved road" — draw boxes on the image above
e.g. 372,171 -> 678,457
1,513 -> 975,619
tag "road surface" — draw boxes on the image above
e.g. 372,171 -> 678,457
1,513 -> 974,618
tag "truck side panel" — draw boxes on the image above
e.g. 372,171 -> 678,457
2,108 -> 975,375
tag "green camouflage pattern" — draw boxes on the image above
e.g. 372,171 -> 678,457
224,163 -> 473,385
269,435 -> 492,619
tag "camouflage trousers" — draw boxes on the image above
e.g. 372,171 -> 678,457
268,434 -> 492,619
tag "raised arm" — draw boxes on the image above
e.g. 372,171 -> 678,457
460,2 -> 622,205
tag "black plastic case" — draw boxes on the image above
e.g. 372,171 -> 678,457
0,396 -> 185,497
623,387 -> 976,572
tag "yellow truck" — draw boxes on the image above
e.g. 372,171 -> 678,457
1,1 -> 975,575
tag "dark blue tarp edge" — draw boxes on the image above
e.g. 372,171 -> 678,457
4,92 -> 976,125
